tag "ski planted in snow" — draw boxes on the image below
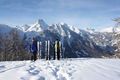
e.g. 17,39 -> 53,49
37,41 -> 42,59
45,40 -> 50,60
54,40 -> 61,60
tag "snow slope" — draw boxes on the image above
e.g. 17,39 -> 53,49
100,26 -> 120,33
100,27 -> 113,33
27,19 -> 49,32
0,59 -> 120,80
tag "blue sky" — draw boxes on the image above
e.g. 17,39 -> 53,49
0,0 -> 120,29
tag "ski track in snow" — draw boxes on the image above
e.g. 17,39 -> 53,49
0,58 -> 120,80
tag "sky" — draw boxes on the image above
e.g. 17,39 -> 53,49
0,0 -> 120,29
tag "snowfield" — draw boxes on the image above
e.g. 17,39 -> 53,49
0,58 -> 120,80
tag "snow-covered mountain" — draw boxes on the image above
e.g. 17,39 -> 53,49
21,24 -> 31,32
1,19 -> 120,58
25,20 -> 118,58
27,19 -> 48,32
0,24 -> 12,34
113,26 -> 120,33
100,27 -> 113,33
0,24 -> 24,38
100,26 -> 120,33
85,28 -> 95,34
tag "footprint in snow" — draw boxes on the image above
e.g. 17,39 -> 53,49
26,65 -> 40,75
38,76 -> 45,80
28,69 -> 40,75
0,65 -> 5,70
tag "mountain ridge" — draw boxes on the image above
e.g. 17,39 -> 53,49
0,19 -> 120,58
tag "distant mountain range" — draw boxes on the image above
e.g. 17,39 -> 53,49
0,19 -> 120,58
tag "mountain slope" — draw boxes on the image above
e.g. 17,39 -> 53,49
27,19 -> 48,32
23,20 -> 112,58
1,19 -> 120,58
0,24 -> 12,34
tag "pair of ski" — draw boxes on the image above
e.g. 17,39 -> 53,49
45,40 -> 50,60
37,41 -> 42,59
54,41 -> 62,60
37,40 -> 62,60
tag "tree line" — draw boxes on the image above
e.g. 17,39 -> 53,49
0,29 -> 30,61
